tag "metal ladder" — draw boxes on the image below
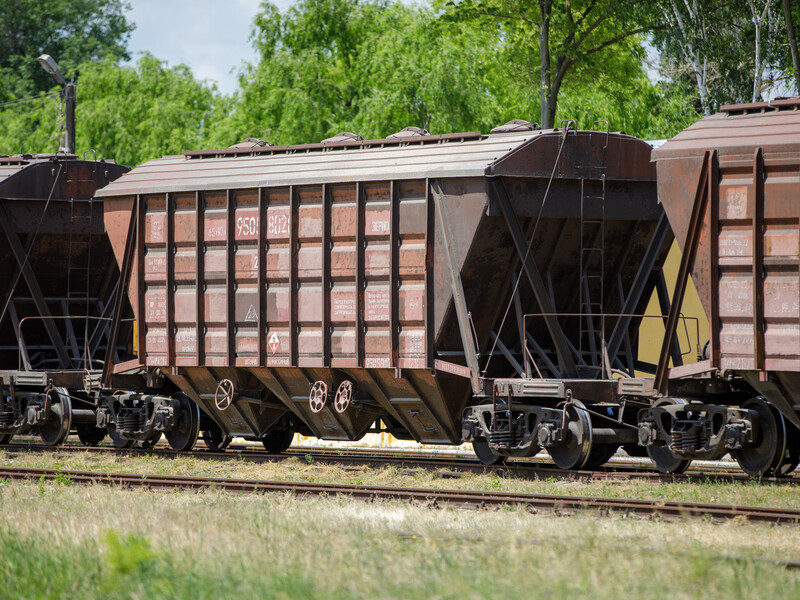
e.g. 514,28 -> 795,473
578,170 -> 606,373
64,198 -> 94,368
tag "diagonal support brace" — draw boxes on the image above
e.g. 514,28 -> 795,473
102,197 -> 139,387
491,178 -> 577,378
655,150 -> 715,394
431,181 -> 482,395
0,202 -> 72,369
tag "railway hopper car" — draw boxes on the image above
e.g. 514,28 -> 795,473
644,97 -> 800,476
0,154 -> 131,445
98,123 -> 673,462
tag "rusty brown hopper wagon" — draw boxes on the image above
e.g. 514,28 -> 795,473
0,154 -> 129,445
648,97 -> 800,476
99,124 -> 669,456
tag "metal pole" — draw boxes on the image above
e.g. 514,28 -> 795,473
64,82 -> 76,154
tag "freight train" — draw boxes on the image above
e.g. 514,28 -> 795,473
2,98 -> 799,477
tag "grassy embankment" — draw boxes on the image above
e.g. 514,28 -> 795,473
1,477 -> 799,599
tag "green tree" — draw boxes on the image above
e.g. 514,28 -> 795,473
653,0 -> 795,114
0,0 -> 133,102
0,54 -> 224,163
440,0 -> 663,128
216,0 -> 506,145
341,5 -> 508,135
76,54 -> 223,166
0,55 -> 222,165
224,0 -> 375,145
0,0 -> 698,162
220,0 -> 689,146
780,0 -> 800,93
0,95 -> 63,155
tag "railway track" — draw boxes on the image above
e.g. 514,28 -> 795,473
1,442 -> 797,485
1,465 -> 798,525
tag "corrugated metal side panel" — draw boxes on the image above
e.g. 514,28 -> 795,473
716,153 -> 800,372
330,183 -> 359,367
656,106 -> 800,374
296,185 -> 325,367
396,180 -> 429,369
264,186 -> 292,366
137,181 -> 431,370
362,182 -> 392,368
175,191 -> 201,364
142,194 -> 168,365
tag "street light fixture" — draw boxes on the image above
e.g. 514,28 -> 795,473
37,54 -> 67,86
37,54 -> 75,154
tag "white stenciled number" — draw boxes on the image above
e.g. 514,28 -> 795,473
267,213 -> 289,235
237,215 -> 258,237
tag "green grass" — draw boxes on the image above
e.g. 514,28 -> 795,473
0,480 -> 799,599
0,528 -> 319,599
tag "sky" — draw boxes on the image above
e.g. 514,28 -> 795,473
125,0 -> 293,95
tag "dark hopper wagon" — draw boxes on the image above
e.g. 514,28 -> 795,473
0,154 -> 130,445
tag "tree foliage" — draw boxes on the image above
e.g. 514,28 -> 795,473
214,0 -> 509,146
76,54 -> 222,166
439,0 -> 664,128
0,54 -> 222,166
218,0 -> 692,147
653,0 -> 799,115
0,0 -> 134,102
0,0 -> 702,164
779,0 -> 800,92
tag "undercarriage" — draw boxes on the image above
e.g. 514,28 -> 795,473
463,377 -> 800,477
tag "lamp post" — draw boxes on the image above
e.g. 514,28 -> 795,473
37,54 -> 75,154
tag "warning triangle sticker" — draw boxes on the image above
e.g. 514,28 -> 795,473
268,332 -> 280,353
245,304 -> 258,322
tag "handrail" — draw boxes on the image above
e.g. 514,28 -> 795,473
17,315 -> 134,372
522,312 -> 702,380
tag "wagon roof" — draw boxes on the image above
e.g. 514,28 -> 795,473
652,97 -> 800,161
96,128 -> 652,198
0,154 -> 76,191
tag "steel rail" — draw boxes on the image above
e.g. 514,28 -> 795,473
3,443 -> 658,482
1,466 -> 799,524
1,443 -> 797,485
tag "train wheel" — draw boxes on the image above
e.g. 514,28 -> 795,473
776,422 -> 800,476
39,389 -> 72,446
261,425 -> 294,454
202,423 -> 233,452
76,424 -> 106,446
646,398 -> 692,474
647,444 -> 691,474
0,434 -> 13,445
107,424 -> 134,448
472,439 -> 507,465
548,400 -> 592,470
139,431 -> 162,450
165,394 -> 200,451
734,398 -> 786,477
583,444 -> 619,469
